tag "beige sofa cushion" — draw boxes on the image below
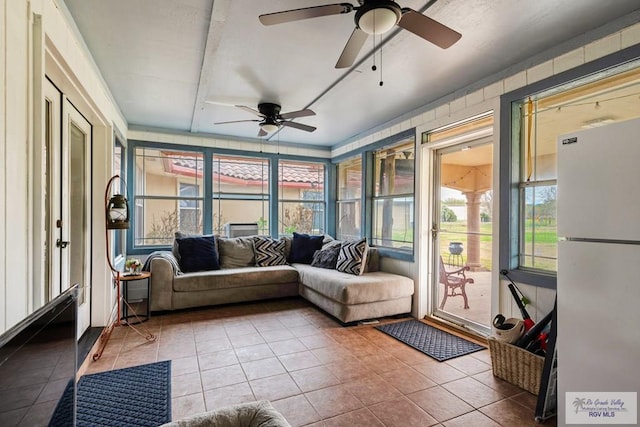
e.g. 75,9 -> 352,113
174,265 -> 298,292
294,263 -> 413,305
218,236 -> 256,268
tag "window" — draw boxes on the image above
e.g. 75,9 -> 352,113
501,55 -> 640,287
371,139 -> 415,251
336,156 -> 362,240
211,154 -> 269,235
133,147 -> 203,246
278,160 -> 325,235
179,183 -> 200,234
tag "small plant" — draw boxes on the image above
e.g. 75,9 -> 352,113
125,258 -> 142,273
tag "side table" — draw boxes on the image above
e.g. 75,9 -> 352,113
120,271 -> 151,324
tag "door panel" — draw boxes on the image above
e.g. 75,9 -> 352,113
433,141 -> 493,333
44,79 -> 61,301
62,98 -> 92,336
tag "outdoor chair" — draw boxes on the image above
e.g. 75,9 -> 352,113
439,256 -> 474,309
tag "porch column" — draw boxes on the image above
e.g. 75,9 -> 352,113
464,191 -> 482,271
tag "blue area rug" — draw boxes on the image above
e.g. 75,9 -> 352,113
376,320 -> 485,362
49,361 -> 171,427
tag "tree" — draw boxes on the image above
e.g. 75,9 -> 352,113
441,205 -> 457,222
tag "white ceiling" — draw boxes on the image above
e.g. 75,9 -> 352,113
63,0 -> 640,147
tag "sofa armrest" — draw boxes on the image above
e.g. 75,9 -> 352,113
150,257 -> 175,311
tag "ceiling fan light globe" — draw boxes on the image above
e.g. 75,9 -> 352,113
260,122 -> 279,133
358,6 -> 400,35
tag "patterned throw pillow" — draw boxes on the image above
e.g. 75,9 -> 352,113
336,238 -> 369,275
310,245 -> 340,269
253,236 -> 287,267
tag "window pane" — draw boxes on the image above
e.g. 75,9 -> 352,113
212,155 -> 269,196
337,157 -> 361,199
374,141 -> 414,197
520,185 -> 557,271
279,202 -> 325,235
371,197 -> 413,250
279,160 -> 325,235
337,201 -> 360,241
136,148 -> 202,197
134,198 -> 203,246
213,199 -> 269,236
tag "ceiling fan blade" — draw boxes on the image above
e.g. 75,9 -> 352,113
235,105 -> 265,117
398,9 -> 461,49
259,3 -> 354,26
257,128 -> 268,137
214,119 -> 261,125
335,27 -> 368,68
280,108 -> 316,120
281,121 -> 317,133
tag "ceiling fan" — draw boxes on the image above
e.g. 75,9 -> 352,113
259,0 -> 462,69
212,103 -> 316,137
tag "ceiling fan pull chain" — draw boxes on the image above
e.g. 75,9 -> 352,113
379,35 -> 384,87
371,24 -> 377,72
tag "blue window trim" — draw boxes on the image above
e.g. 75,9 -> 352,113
334,128 -> 416,262
126,140 -> 332,255
499,44 -> 640,289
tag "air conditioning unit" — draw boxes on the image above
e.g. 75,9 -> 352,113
224,222 -> 259,238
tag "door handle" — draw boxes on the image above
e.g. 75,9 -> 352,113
56,239 -> 69,248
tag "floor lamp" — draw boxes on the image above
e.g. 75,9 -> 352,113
93,175 -> 156,361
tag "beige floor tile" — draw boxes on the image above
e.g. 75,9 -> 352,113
445,353 -> 492,376
241,356 -> 286,380
290,366 -> 341,393
260,328 -> 295,342
368,396 -> 439,427
250,372 -> 302,401
378,366 -> 437,394
442,410 -> 502,427
268,338 -> 309,356
170,356 -> 199,377
200,364 -> 246,390
198,349 -> 238,371
172,372 -> 203,398
234,343 -> 276,363
304,385 -> 364,419
479,398 -> 542,427
229,332 -> 266,348
171,393 -> 205,421
407,386 -> 475,422
441,377 -> 506,408
343,375 -> 402,406
323,408 -> 384,427
271,394 -> 322,427
278,350 -> 323,372
203,382 -> 255,410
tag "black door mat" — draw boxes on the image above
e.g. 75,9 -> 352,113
376,319 -> 485,362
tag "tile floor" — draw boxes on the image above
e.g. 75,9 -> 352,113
84,297 -> 555,427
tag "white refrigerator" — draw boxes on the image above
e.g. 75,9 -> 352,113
557,117 -> 640,425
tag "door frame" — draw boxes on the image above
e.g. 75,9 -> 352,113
430,136 -> 493,335
418,122 -> 496,334
43,39 -> 116,333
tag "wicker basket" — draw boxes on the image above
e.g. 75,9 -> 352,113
488,337 -> 544,395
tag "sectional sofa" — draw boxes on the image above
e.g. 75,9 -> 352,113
146,234 -> 414,324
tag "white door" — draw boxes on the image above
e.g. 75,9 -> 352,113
46,78 -> 93,337
431,140 -> 493,334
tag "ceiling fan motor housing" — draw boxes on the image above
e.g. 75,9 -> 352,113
257,102 -> 281,117
355,0 -> 402,35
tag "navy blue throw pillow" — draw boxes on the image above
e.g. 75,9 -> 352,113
288,232 -> 324,264
176,235 -> 220,273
